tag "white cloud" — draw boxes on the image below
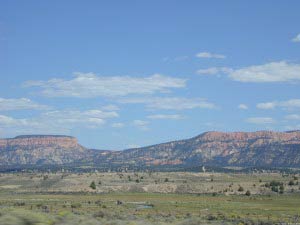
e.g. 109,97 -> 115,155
227,61 -> 300,83
0,114 -> 58,134
147,114 -> 184,120
257,99 -> 300,110
0,98 -> 49,111
111,122 -> 125,128
197,67 -> 219,75
196,67 -> 232,76
0,109 -> 119,135
256,102 -> 276,110
246,117 -> 275,124
196,52 -> 226,59
133,120 -> 149,126
285,114 -> 300,120
133,120 -> 149,130
292,34 -> 300,42
119,97 -> 216,110
43,109 -> 118,126
238,104 -> 248,110
24,73 -> 186,98
198,62 -> 300,83
0,115 -> 26,126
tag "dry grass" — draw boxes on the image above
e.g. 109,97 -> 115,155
0,172 -> 299,224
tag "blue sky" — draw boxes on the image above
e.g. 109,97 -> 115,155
0,1 -> 300,149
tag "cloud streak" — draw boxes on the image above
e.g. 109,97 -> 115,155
0,98 -> 50,111
246,117 -> 275,124
196,67 -> 231,76
133,120 -> 149,131
0,109 -> 119,135
285,114 -> 300,120
196,52 -> 226,59
24,73 -> 186,98
197,61 -> 300,83
292,33 -> 300,42
111,122 -> 125,128
119,97 -> 216,110
147,114 -> 184,120
228,61 -> 300,83
257,99 -> 300,110
238,104 -> 248,110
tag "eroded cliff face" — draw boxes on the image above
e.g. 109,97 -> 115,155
191,131 -> 300,157
0,135 -> 87,165
117,131 -> 300,167
198,131 -> 300,143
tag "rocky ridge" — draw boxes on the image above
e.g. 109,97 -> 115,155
0,131 -> 300,168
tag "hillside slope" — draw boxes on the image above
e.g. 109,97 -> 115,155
110,131 -> 300,168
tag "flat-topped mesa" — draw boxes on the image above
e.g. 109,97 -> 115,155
0,135 -> 88,165
197,130 -> 300,142
0,135 -> 79,149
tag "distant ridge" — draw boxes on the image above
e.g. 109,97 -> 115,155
0,130 -> 300,169
14,135 -> 74,139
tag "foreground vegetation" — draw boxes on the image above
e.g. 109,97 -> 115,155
0,172 -> 299,224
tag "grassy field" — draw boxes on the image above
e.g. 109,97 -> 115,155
0,172 -> 299,224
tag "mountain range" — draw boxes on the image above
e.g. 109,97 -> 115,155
0,131 -> 300,170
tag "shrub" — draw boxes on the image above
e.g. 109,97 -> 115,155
14,202 -> 26,206
90,181 -> 96,190
279,184 -> 284,194
245,190 -> 251,196
93,211 -> 105,218
288,180 -> 295,186
271,186 -> 278,192
207,214 -> 217,221
71,203 -> 81,209
238,186 -> 244,192
270,180 -> 282,187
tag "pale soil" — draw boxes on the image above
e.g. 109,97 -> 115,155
0,172 -> 298,195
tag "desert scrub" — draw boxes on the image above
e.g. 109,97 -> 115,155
0,209 -> 53,225
54,213 -> 102,225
